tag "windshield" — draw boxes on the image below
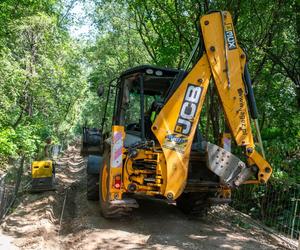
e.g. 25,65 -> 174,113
116,74 -> 171,130
124,91 -> 160,127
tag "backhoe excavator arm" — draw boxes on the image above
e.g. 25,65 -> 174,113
200,12 -> 272,184
151,11 -> 272,199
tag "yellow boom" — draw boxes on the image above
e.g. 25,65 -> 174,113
152,11 -> 272,199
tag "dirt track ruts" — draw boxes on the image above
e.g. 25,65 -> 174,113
0,145 -> 295,250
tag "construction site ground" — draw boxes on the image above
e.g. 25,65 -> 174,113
0,145 -> 297,250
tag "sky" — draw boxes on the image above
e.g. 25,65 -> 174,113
67,1 -> 96,40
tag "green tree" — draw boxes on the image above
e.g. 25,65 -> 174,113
0,0 -> 87,166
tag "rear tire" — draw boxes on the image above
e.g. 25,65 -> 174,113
87,173 -> 99,200
99,152 -> 133,218
176,192 -> 210,216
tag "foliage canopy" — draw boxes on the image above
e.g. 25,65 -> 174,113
0,0 -> 299,184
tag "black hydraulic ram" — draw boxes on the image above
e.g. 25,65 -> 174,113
243,63 -> 258,119
243,63 -> 266,158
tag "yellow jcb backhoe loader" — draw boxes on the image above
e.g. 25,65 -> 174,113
86,11 -> 272,218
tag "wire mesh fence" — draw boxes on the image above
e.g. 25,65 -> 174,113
232,182 -> 300,242
0,143 -> 64,221
0,173 -> 9,219
0,157 -> 25,220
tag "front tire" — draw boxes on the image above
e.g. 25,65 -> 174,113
99,153 -> 110,217
87,173 -> 99,200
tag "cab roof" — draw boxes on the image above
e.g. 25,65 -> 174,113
119,65 -> 185,96
120,65 -> 182,79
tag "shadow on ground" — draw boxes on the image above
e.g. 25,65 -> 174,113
0,145 -> 291,250
61,179 -> 286,250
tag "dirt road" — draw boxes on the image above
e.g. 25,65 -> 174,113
0,145 -> 295,249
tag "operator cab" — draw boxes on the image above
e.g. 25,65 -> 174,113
113,65 -> 186,146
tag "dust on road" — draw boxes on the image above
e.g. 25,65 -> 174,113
0,145 -> 295,250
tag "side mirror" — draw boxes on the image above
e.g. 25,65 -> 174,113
97,85 -> 104,97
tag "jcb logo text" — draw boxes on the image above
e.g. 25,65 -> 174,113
175,84 -> 202,135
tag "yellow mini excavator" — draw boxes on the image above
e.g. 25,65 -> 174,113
31,160 -> 56,192
86,11 -> 272,218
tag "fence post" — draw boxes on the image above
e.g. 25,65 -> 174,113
14,156 -> 25,197
291,198 -> 299,239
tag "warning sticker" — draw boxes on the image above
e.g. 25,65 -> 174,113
111,131 -> 123,168
162,134 -> 188,154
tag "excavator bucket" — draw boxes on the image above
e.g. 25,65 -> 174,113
30,160 -> 56,192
